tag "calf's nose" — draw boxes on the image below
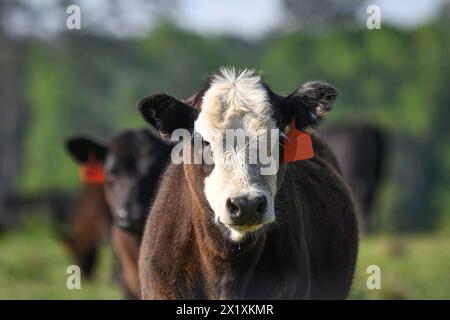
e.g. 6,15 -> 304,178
226,195 -> 267,225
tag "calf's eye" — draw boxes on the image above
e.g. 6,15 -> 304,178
202,140 -> 210,147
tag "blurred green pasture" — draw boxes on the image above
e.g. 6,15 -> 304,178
0,217 -> 448,299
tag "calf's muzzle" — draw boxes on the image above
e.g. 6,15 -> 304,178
226,195 -> 267,226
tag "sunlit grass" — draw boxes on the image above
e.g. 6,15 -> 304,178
0,216 -> 121,299
351,233 -> 450,299
0,217 -> 449,299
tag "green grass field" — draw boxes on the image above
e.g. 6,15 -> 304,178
0,216 -> 449,299
0,216 -> 121,299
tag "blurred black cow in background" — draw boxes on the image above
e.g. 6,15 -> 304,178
319,123 -> 388,233
65,128 -> 171,299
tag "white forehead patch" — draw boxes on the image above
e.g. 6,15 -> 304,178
195,67 -> 275,137
193,68 -> 278,242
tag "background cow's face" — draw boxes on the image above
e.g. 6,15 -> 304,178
139,67 -> 337,242
103,130 -> 170,234
66,129 -> 170,235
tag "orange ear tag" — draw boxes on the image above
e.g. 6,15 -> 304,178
80,154 -> 105,184
283,119 -> 314,163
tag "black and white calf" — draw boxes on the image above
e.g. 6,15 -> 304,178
138,68 -> 358,299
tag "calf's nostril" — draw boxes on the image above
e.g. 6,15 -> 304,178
226,198 -> 240,216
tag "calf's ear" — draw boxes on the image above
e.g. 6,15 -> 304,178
138,94 -> 199,136
282,81 -> 338,131
65,136 -> 108,164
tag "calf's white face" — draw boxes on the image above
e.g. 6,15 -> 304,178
194,69 -> 278,242
138,67 -> 338,243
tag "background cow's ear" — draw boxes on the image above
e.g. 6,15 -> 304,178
65,136 -> 108,164
282,81 -> 338,131
138,94 -> 199,136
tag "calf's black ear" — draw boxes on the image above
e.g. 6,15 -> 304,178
282,81 -> 338,131
65,137 -> 108,164
138,94 -> 199,136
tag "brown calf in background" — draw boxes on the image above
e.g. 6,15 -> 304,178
66,129 -> 170,299
64,183 -> 111,278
